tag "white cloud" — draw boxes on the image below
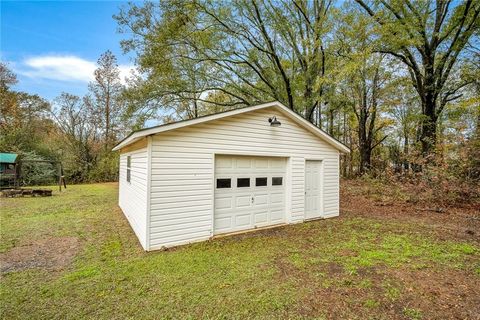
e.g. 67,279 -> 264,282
17,55 -> 134,84
118,65 -> 137,83
23,56 -> 96,82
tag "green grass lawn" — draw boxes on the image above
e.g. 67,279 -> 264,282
1,183 -> 479,319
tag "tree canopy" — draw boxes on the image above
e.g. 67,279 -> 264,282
1,0 -> 478,184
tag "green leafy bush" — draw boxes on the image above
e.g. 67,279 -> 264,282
20,151 -> 57,186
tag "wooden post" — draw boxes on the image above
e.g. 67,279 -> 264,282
58,162 -> 62,192
61,163 -> 66,190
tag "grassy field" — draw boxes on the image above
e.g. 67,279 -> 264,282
1,182 -> 479,319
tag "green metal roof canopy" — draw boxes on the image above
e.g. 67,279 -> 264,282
0,153 -> 18,164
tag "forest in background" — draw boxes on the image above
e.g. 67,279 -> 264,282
1,0 -> 479,202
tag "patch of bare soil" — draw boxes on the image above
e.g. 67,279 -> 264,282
340,180 -> 480,243
226,225 -> 292,241
0,237 -> 79,273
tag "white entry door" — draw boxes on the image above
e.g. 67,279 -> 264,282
214,155 -> 286,235
305,160 -> 322,219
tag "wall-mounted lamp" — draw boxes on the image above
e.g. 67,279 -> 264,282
268,116 -> 281,127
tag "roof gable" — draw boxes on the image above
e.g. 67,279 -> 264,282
113,101 -> 350,153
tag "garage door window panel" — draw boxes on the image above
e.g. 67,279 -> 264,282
217,178 -> 231,188
255,177 -> 267,187
272,177 -> 283,186
237,178 -> 250,188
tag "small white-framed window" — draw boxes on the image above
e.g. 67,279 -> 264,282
237,177 -> 250,188
255,177 -> 267,187
272,177 -> 283,186
216,178 -> 231,188
126,155 -> 131,183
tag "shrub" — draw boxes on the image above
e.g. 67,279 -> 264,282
87,152 -> 119,182
20,151 -> 57,186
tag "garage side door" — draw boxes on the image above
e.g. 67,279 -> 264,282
214,155 -> 286,235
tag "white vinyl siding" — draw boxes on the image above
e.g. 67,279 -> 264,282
118,148 -> 148,249
148,106 -> 340,249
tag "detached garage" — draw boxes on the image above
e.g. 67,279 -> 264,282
113,101 -> 349,251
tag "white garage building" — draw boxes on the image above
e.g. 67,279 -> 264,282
113,101 -> 349,251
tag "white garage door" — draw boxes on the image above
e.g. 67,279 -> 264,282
214,155 -> 286,235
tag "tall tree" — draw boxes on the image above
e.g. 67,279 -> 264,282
334,8 -> 391,174
354,0 -> 480,156
51,93 -> 99,181
88,50 -> 124,150
115,0 -> 334,121
0,63 -> 19,145
353,56 -> 390,174
0,63 -> 52,155
385,80 -> 422,171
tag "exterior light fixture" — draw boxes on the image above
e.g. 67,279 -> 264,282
268,116 -> 281,127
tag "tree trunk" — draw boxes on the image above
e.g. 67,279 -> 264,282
356,81 -> 374,175
328,110 -> 334,136
348,127 -> 353,177
303,86 -> 314,121
306,45 -> 326,123
403,134 -> 409,172
357,110 -> 371,174
317,103 -> 321,128
358,110 -> 371,175
318,103 -> 322,129
419,93 -> 438,156
359,143 -> 371,174
105,91 -> 110,150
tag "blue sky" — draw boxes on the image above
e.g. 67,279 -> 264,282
1,1 -> 138,100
